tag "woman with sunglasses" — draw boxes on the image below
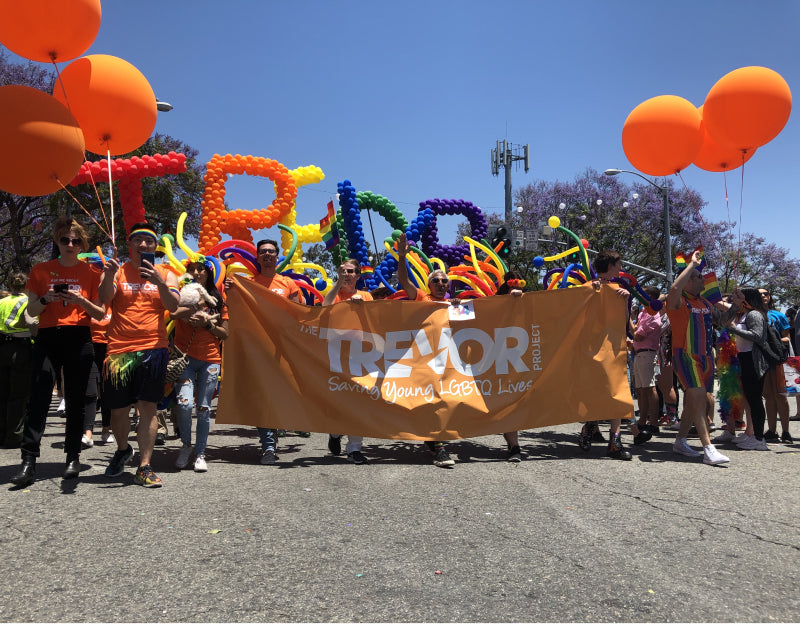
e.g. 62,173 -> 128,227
323,259 -> 374,464
11,218 -> 105,487
170,259 -> 228,472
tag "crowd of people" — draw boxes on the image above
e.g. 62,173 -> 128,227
0,220 -> 796,489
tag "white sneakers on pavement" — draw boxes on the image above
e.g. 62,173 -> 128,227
673,437 -> 702,457
736,435 -> 770,451
703,444 -> 730,465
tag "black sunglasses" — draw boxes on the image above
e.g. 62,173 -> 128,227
430,278 -> 449,284
59,237 -> 82,246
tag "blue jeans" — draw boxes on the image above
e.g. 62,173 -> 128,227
174,357 -> 219,456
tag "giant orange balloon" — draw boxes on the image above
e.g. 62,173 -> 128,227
0,0 -> 102,63
53,54 -> 157,156
693,106 -> 755,172
0,85 -> 85,197
622,95 -> 703,176
703,66 -> 792,152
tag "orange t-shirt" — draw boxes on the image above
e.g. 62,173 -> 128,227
253,273 -> 301,300
90,308 -> 112,344
173,298 -> 229,364
106,263 -> 173,354
414,289 -> 445,303
27,259 -> 101,329
333,289 -> 374,303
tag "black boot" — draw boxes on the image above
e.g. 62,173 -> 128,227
11,459 -> 36,487
606,434 -> 632,460
63,456 -> 81,479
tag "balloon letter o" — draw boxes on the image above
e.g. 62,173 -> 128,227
622,95 -> 703,176
0,0 -> 102,63
702,66 -> 792,152
54,54 -> 157,155
0,85 -> 85,196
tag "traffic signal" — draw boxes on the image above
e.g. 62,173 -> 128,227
492,226 -> 513,257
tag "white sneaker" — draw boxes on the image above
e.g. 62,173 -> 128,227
737,436 -> 770,451
193,455 -> 207,472
81,434 -> 94,449
735,432 -> 751,443
101,430 -> 114,444
713,430 -> 735,443
673,437 -> 702,457
703,444 -> 730,465
175,444 -> 193,469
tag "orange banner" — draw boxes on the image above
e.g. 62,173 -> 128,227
216,276 -> 634,440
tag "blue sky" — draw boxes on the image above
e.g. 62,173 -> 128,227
6,1 -> 799,257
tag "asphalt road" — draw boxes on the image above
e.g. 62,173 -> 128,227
1,403 -> 798,623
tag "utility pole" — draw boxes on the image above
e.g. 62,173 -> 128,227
491,140 -> 530,222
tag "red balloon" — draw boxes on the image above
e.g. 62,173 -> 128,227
53,55 -> 157,156
693,106 -> 756,172
0,0 -> 102,63
703,66 -> 792,151
0,85 -> 85,196
622,95 -> 703,176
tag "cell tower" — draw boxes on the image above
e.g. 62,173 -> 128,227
491,140 -> 530,222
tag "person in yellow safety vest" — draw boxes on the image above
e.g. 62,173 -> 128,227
0,272 -> 33,449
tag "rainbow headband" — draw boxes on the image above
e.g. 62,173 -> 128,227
128,227 -> 158,242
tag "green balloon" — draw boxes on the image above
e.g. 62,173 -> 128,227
392,229 -> 403,241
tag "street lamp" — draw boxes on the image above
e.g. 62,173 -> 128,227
156,100 -> 173,112
604,168 -> 672,284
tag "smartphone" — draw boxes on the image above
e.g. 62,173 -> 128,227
140,252 -> 155,267
53,283 -> 69,293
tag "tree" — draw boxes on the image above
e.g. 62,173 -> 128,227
0,52 -> 205,282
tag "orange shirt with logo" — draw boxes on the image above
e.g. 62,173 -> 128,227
174,298 -> 228,364
27,259 -> 101,329
106,263 -> 172,354
253,273 -> 301,300
333,289 -> 374,303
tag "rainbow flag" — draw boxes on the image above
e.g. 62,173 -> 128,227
700,270 -> 722,304
320,200 -> 340,250
360,265 -> 374,276
675,245 -> 707,271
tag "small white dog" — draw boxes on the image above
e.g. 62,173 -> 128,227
178,274 -> 219,320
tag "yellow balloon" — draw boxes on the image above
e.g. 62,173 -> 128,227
548,215 -> 561,229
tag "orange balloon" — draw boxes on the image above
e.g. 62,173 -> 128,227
703,66 -> 792,151
0,0 -> 102,63
693,106 -> 756,172
53,54 -> 157,155
622,95 -> 703,176
0,85 -> 85,197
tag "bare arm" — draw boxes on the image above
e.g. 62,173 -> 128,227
396,233 -> 418,300
667,250 -> 702,311
99,258 -> 120,305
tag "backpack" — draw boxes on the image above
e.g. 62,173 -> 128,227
759,322 -> 789,368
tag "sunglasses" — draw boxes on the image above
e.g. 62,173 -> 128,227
259,249 -> 278,255
59,237 -> 82,246
430,278 -> 449,284
342,269 -> 358,274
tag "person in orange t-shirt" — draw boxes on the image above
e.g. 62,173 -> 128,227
323,259 -> 374,464
169,259 -> 228,473
99,223 -> 180,488
11,217 -> 105,488
397,232 -> 457,468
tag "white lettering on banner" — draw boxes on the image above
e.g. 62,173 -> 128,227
318,326 -> 531,379
531,325 -> 542,371
327,376 -> 381,400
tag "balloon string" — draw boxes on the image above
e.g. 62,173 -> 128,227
54,178 -> 112,239
107,149 -> 116,252
365,206 -> 379,265
676,172 -> 723,259
734,157 -> 747,284
51,59 -> 113,241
